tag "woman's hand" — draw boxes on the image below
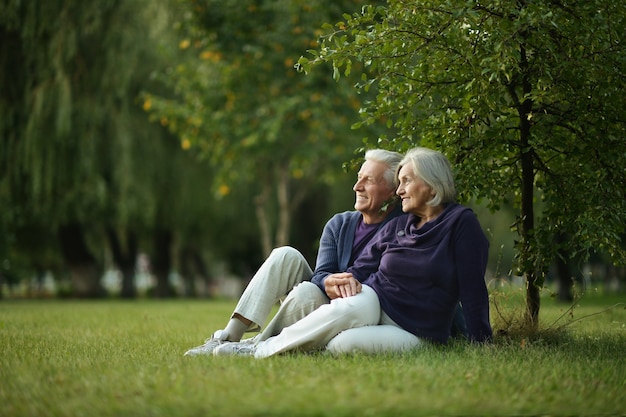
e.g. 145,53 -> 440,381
324,273 -> 362,299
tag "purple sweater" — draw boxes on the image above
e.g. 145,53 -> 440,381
347,203 -> 492,344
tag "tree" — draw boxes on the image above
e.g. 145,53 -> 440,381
299,0 -> 626,326
143,0 -> 389,257
0,0 -> 210,297
1,0 -> 135,296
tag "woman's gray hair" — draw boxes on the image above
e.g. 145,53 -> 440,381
398,147 -> 457,206
364,149 -> 403,189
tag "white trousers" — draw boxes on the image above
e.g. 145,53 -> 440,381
255,285 -> 422,358
232,247 -> 328,340
233,247 -> 422,356
326,316 -> 422,355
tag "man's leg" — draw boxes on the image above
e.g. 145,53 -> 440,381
253,285 -> 381,358
184,246 -> 312,356
231,246 -> 313,333
256,281 -> 330,341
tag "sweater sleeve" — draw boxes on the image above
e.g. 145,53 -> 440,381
310,214 -> 343,292
453,210 -> 493,342
347,220 -> 394,283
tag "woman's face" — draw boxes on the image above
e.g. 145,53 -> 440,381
396,163 -> 433,215
353,160 -> 396,224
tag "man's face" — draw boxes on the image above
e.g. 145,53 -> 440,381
352,160 -> 395,224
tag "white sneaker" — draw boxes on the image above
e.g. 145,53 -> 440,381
213,341 -> 257,357
183,329 -> 230,356
240,334 -> 261,345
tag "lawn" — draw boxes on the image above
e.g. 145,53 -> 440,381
1,291 -> 625,417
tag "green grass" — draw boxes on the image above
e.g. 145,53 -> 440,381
1,292 -> 625,417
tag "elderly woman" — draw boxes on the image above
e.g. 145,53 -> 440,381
214,147 -> 491,357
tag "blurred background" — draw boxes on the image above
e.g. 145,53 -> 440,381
1,0 -> 623,301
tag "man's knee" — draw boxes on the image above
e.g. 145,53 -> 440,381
287,281 -> 328,306
270,246 -> 306,264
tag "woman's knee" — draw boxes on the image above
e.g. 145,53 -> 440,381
327,325 -> 421,355
328,286 -> 380,326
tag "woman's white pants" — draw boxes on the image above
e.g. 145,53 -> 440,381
255,285 -> 422,358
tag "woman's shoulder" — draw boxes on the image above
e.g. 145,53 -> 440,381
445,204 -> 486,237
444,203 -> 476,220
378,213 -> 412,235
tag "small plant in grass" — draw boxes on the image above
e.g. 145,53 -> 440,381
490,280 -> 626,347
490,282 -> 570,346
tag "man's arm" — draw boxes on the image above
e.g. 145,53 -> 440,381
310,214 -> 343,293
310,211 -> 362,297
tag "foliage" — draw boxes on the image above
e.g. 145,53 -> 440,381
1,297 -> 625,416
298,0 -> 626,323
1,0 -> 155,225
143,0 -> 390,255
0,1 -> 256,293
1,1 -> 164,293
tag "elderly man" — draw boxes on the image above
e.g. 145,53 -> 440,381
184,149 -> 404,356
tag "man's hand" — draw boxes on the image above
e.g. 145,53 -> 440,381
324,273 -> 362,299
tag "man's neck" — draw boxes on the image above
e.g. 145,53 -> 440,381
362,205 -> 397,225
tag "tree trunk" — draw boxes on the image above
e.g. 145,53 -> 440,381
255,186 -> 273,257
106,227 -> 138,298
518,40 -> 540,328
179,246 -> 196,297
275,166 -> 291,249
58,223 -> 104,298
253,164 -> 307,258
554,257 -> 574,302
554,234 -> 574,302
179,246 -> 212,297
152,228 -> 173,298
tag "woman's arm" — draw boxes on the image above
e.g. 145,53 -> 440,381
454,210 -> 493,342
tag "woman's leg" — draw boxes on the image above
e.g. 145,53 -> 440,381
254,285 -> 381,358
257,281 -> 330,341
326,311 -> 422,354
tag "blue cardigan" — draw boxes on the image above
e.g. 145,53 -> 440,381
348,203 -> 492,344
310,206 -> 403,292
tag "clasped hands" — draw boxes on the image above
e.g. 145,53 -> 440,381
324,272 -> 362,299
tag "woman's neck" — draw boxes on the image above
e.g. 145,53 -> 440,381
416,206 -> 444,227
